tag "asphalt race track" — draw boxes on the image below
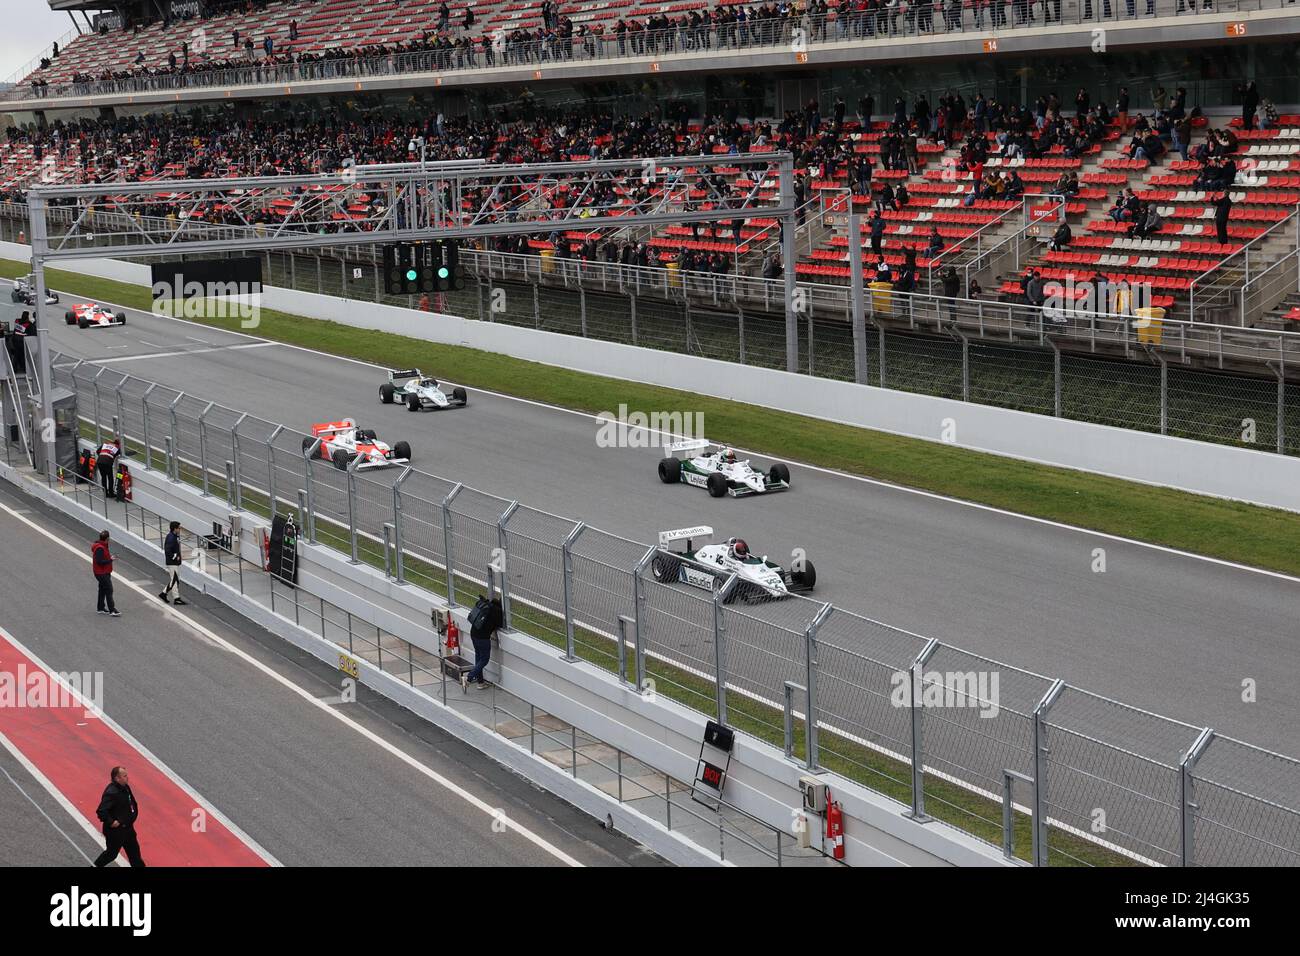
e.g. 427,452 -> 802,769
29,289 -> 1300,753
0,479 -> 661,867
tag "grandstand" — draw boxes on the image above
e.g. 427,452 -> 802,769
2,1 -> 1298,369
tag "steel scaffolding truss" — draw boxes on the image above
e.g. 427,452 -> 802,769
22,153 -> 801,467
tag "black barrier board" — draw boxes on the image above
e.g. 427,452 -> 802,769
269,513 -> 298,586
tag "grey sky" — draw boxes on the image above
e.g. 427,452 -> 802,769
2,2 -> 79,83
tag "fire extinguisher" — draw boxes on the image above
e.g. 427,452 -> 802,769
825,790 -> 845,862
115,462 -> 132,502
445,616 -> 461,656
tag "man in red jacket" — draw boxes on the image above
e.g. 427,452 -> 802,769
92,530 -> 120,617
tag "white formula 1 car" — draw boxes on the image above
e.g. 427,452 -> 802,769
302,419 -> 411,470
379,369 -> 468,411
649,526 -> 816,601
10,275 -> 58,306
65,302 -> 126,329
657,439 -> 790,497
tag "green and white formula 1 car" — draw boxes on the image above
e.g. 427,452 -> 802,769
649,526 -> 816,601
379,369 -> 468,411
657,439 -> 790,498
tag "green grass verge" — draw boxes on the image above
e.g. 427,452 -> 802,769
12,257 -> 1300,577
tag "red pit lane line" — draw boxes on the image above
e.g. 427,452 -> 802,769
0,631 -> 268,867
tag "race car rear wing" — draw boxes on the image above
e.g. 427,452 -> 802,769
662,438 -> 711,458
388,369 -> 422,382
658,525 -> 713,549
311,418 -> 357,437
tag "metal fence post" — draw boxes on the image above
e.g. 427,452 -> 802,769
230,413 -> 247,510
302,439 -> 321,543
1031,679 -> 1067,867
140,383 -> 157,469
804,603 -> 832,771
907,639 -> 939,821
167,393 -> 183,481
616,615 -> 633,686
495,501 -> 519,625
1156,352 -> 1168,435
1180,728 -> 1215,867
224,460 -> 236,507
198,402 -> 214,495
266,425 -> 284,516
632,547 -> 655,693
1048,338 -> 1062,417
712,574 -> 739,724
392,467 -> 411,584
91,367 -> 107,445
346,454 -> 362,564
560,521 -> 587,662
382,523 -> 394,578
441,483 -> 463,606
1002,769 -> 1033,860
113,379 -> 126,450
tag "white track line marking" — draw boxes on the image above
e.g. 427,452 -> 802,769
0,621 -> 282,867
0,730 -> 116,866
0,498 -> 584,867
56,290 -> 1300,586
90,342 -> 277,364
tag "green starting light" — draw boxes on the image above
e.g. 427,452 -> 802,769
406,268 -> 419,281
438,267 -> 450,279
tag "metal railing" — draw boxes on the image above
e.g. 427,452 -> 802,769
33,351 -> 1300,866
5,0 -> 1286,105
40,461 -> 813,865
1189,209 -> 1300,323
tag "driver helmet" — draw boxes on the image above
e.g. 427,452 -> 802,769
731,538 -> 750,560
722,447 -> 737,464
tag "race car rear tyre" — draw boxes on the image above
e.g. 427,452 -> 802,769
65,311 -> 76,325
392,441 -> 412,462
407,393 -> 419,412
333,451 -> 352,470
706,472 -> 728,497
789,559 -> 817,591
9,290 -> 18,303
658,457 -> 681,484
650,554 -> 680,583
116,312 -> 126,325
303,437 -> 322,460
769,462 -> 791,486
380,383 -> 395,404
452,386 -> 468,406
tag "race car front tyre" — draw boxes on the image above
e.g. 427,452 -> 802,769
706,472 -> 728,497
407,393 -> 419,411
768,462 -> 790,486
658,457 -> 681,484
380,383 -> 395,404
116,312 -> 127,325
650,554 -> 681,583
78,317 -> 90,329
452,386 -> 468,406
789,559 -> 817,591
392,441 -> 412,462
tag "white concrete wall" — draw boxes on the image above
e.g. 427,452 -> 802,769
8,240 -> 1299,513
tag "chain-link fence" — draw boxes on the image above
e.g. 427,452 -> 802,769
41,351 -> 1300,867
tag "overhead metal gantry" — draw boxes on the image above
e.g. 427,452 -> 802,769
22,153 -> 800,468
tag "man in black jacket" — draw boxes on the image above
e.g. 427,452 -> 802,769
464,596 -> 504,689
159,521 -> 187,606
93,766 -> 145,867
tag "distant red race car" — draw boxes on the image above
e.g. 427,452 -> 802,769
302,419 -> 411,470
65,302 -> 126,329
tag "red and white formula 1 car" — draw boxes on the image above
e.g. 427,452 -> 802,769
65,302 -> 127,329
301,419 -> 411,470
